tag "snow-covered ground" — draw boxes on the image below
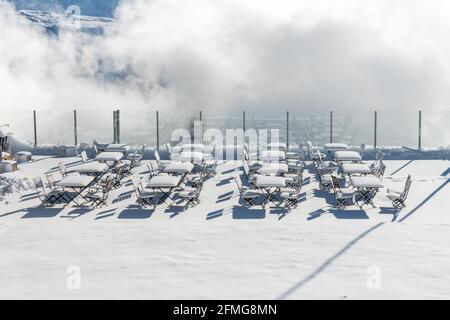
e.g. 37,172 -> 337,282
0,156 -> 449,299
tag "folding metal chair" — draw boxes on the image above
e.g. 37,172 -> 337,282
235,178 -> 260,207
331,175 -> 355,209
84,176 -> 113,208
33,177 -> 61,206
387,174 -> 412,209
316,167 -> 332,191
131,175 -> 158,208
278,185 -> 302,210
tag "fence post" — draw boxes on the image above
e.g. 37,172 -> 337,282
200,111 -> 203,144
374,110 -> 378,149
156,110 -> 159,151
113,110 -> 116,143
418,110 -> 422,150
286,111 -> 289,148
33,110 -> 37,148
330,110 -> 333,143
116,109 -> 120,144
73,109 -> 78,146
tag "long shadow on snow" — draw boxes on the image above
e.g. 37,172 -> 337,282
276,222 -> 385,299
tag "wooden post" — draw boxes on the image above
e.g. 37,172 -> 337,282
33,110 -> 37,148
418,110 -> 422,150
73,109 -> 78,146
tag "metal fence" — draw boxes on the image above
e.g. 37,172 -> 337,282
2,109 -> 449,149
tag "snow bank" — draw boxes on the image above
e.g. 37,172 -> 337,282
0,176 -> 34,204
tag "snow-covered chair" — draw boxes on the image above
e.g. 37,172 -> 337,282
316,167 -> 332,191
243,149 -> 262,173
166,143 -> 181,161
278,185 -> 302,209
131,175 -> 158,208
177,187 -> 201,208
33,177 -> 61,206
331,175 -> 355,209
285,170 -> 303,188
316,156 -> 339,174
84,176 -> 113,208
154,150 -> 172,171
387,175 -> 412,209
235,177 -> 260,207
307,141 -> 326,162
124,144 -> 146,168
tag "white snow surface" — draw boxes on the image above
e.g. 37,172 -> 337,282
0,156 -> 449,299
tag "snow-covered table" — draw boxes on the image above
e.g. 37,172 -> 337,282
255,176 -> 286,207
324,143 -> 349,152
146,175 -> 182,205
261,150 -> 286,162
179,151 -> 204,163
72,162 -> 109,176
350,176 -> 384,207
104,144 -> 130,154
341,163 -> 371,175
181,144 -> 205,152
163,162 -> 194,175
56,175 -> 95,205
334,151 -> 362,162
95,152 -> 124,169
257,163 -> 289,175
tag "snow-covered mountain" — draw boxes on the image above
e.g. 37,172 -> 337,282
11,0 -> 120,17
10,0 -> 119,34
18,8 -> 117,34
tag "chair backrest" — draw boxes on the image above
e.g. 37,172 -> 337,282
80,151 -> 88,163
243,161 -> 250,177
33,177 -> 44,191
331,175 -> 340,189
130,153 -> 140,167
147,163 -> 154,176
402,174 -> 412,200
234,177 -> 243,194
115,164 -> 125,179
299,149 -> 306,163
140,144 -> 146,155
154,150 -> 161,166
378,162 -> 386,180
46,173 -> 56,187
93,144 -> 99,155
297,170 -> 303,184
103,175 -> 113,194
131,176 -> 142,196
58,162 -> 66,178
244,143 -> 249,153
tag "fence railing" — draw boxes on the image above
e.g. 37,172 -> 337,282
2,109 -> 449,149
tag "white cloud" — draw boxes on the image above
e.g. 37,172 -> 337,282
0,0 -> 449,145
